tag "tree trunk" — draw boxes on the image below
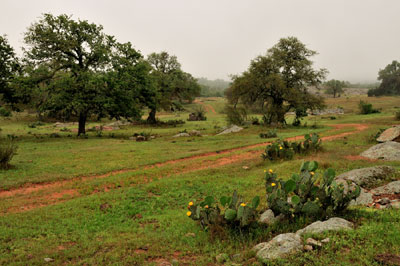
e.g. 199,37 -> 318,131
78,112 -> 87,136
147,108 -> 157,124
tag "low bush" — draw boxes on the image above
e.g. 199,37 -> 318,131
262,133 -> 322,161
265,161 -> 360,219
0,107 -> 11,117
187,191 -> 260,230
0,138 -> 18,169
359,100 -> 380,114
259,129 -> 277,138
395,111 -> 400,120
225,105 -> 247,126
188,106 -> 207,121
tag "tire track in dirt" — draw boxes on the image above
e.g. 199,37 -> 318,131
194,99 -> 216,114
0,123 -> 369,214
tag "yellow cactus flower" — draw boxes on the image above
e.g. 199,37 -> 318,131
186,211 -> 192,216
279,146 -> 283,150
310,172 -> 315,176
271,182 -> 276,187
240,203 -> 246,207
205,205 -> 209,209
269,169 -> 273,174
188,201 -> 194,206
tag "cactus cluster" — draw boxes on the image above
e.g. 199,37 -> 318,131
187,191 -> 260,229
265,161 -> 360,218
262,133 -> 322,161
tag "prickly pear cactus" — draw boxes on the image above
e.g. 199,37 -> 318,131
265,161 -> 360,219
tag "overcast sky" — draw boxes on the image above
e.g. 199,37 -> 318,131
1,0 -> 400,82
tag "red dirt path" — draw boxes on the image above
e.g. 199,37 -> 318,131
0,123 -> 369,213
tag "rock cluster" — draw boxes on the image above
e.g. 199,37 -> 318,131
255,217 -> 353,263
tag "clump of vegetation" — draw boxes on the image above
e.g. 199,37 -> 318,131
133,132 -> 152,141
358,100 -> 380,114
0,107 -> 11,117
188,106 -> 207,121
259,129 -> 277,138
27,121 -> 45,128
250,116 -> 260,125
367,128 -> 386,143
0,137 -> 18,169
265,161 -> 360,219
187,191 -> 260,230
395,111 -> 400,120
225,105 -> 247,125
262,133 -> 322,161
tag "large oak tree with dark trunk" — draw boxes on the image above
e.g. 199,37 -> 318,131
226,37 -> 327,125
146,51 -> 201,124
22,14 -> 151,135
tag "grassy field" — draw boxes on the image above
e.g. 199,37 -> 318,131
0,95 -> 399,265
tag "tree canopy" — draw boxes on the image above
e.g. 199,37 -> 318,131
146,51 -> 201,123
324,79 -> 345,98
226,37 -> 327,125
18,14 -> 153,135
0,35 -> 20,109
368,60 -> 400,96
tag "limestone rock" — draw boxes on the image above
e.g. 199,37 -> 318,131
349,188 -> 374,206
377,126 -> 400,142
336,166 -> 396,189
217,125 -> 243,135
360,141 -> 400,161
255,233 -> 303,262
296,217 -> 353,236
306,238 -> 322,247
371,181 -> 400,195
173,132 -> 190,137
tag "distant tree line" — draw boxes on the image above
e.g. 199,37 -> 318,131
197,77 -> 229,97
0,14 -> 201,135
368,60 -> 400,96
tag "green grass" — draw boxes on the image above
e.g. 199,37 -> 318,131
0,96 -> 400,265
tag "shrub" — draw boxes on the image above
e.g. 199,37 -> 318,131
250,116 -> 260,125
265,161 -> 360,219
358,100 -> 380,114
0,138 -> 18,169
367,128 -> 385,143
0,107 -> 11,117
262,133 -> 322,161
225,105 -> 247,126
259,129 -> 277,138
395,111 -> 400,120
188,106 -> 207,121
187,191 -> 260,230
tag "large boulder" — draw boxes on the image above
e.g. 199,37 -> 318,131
220,125 -> 243,135
217,125 -> 243,135
371,181 -> 400,195
360,141 -> 400,161
336,166 -> 396,189
254,233 -> 303,262
349,188 -> 374,206
377,126 -> 400,142
296,217 -> 353,236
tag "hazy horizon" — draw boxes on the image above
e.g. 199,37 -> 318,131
2,0 -> 400,83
